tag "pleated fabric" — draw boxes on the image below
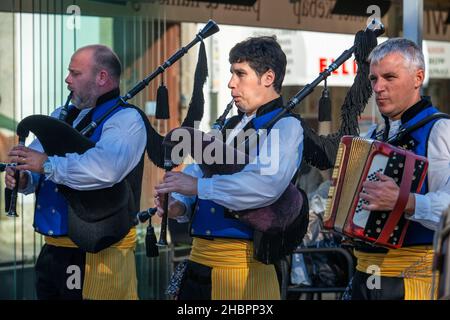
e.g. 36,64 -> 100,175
44,227 -> 138,300
354,245 -> 437,300
189,237 -> 280,300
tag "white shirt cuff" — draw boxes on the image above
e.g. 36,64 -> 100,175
197,177 -> 213,199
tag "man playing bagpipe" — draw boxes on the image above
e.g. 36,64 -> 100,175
346,38 -> 450,300
5,45 -> 147,299
155,36 -> 305,300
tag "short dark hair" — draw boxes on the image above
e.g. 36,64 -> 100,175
79,45 -> 122,82
229,36 -> 286,93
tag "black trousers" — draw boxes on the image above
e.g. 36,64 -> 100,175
35,244 -> 86,300
351,270 -> 405,300
178,260 -> 212,300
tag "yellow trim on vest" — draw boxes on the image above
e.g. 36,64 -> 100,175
190,237 -> 280,300
354,245 -> 437,300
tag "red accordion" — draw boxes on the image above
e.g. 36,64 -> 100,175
324,136 -> 428,249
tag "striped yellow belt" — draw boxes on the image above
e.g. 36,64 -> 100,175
189,237 -> 280,300
43,228 -> 138,300
354,245 -> 436,299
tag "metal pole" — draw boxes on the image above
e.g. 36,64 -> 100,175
403,0 -> 423,47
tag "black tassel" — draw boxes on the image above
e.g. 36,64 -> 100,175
318,79 -> 332,122
181,40 -> 207,127
155,80 -> 170,120
145,225 -> 159,257
142,40 -> 208,169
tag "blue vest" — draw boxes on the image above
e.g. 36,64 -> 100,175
191,107 -> 292,240
33,98 -> 126,236
399,106 -> 442,245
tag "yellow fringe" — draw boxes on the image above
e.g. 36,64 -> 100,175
354,245 -> 437,300
43,228 -> 138,300
190,237 -> 280,300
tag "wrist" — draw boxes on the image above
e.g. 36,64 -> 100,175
42,156 -> 53,176
404,193 -> 416,217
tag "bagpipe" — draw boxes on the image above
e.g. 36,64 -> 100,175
135,19 -> 386,264
432,206 -> 450,299
2,20 -> 219,254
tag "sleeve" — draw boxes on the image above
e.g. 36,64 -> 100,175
17,113 -> 52,194
197,116 -> 303,211
171,163 -> 204,223
46,108 -> 147,190
408,119 -> 450,230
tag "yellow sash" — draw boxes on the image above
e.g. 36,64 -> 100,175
354,245 -> 437,300
43,228 -> 138,300
190,237 -> 280,300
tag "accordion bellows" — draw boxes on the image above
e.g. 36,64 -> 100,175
324,136 -> 428,249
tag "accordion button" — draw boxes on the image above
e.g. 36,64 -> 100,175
52,209 -> 56,214
234,214 -> 240,219
206,230 -> 211,235
394,169 -> 399,174
382,213 -> 387,219
394,226 -> 399,230
37,204 -> 41,210
191,228 -> 195,233
376,220 -> 381,225
376,228 -> 381,233
210,208 -> 216,214
48,230 -> 53,236
399,163 -> 404,168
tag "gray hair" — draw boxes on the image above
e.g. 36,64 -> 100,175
368,38 -> 425,72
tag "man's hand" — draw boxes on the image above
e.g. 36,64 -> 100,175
4,166 -> 28,190
359,172 -> 415,214
154,191 -> 186,219
155,171 -> 198,196
8,145 -> 48,174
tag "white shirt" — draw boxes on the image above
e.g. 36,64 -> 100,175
368,118 -> 450,230
22,105 -> 147,193
172,115 -> 304,222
